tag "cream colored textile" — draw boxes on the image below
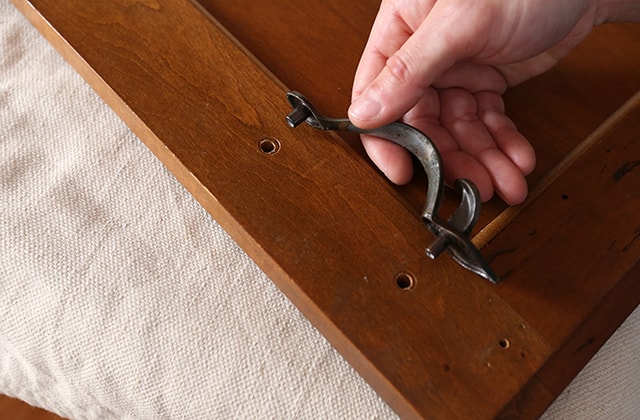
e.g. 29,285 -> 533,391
0,1 -> 638,418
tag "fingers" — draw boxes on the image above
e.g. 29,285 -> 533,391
476,148 -> 529,205
352,2 -> 413,99
352,10 -> 411,101
475,91 -> 536,175
360,87 -> 443,186
439,88 -> 531,205
352,0 -> 438,101
349,0 -> 542,205
439,89 -> 496,155
359,87 -> 534,204
441,150 -> 495,202
433,61 -> 508,94
349,3 -> 462,129
349,45 -> 454,129
361,134 -> 414,185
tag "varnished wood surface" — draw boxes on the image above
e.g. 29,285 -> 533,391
197,0 -> 640,225
9,0 -> 640,418
0,395 -> 64,420
489,94 -> 640,346
492,94 -> 640,417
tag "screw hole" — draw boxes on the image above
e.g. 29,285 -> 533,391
259,137 -> 280,154
499,338 -> 510,349
395,272 -> 416,291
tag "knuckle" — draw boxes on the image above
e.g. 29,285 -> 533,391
386,51 -> 415,85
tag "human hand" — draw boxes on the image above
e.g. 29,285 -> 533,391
349,0 -> 604,205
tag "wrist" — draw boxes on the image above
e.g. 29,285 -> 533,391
595,0 -> 640,23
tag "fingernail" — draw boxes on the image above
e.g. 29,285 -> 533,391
349,94 -> 382,122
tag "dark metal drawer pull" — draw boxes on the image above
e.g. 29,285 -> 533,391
285,91 -> 498,283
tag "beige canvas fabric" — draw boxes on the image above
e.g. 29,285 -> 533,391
1,1 -> 638,418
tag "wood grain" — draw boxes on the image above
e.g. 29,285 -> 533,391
9,0 -> 640,418
196,0 -> 640,224
493,93 -> 640,418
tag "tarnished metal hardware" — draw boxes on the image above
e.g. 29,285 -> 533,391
285,91 -> 499,284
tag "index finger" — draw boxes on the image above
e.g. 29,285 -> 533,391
350,2 -> 467,128
352,0 -> 436,101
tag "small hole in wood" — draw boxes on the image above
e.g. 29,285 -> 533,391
499,338 -> 510,349
259,137 -> 280,154
395,272 -> 416,291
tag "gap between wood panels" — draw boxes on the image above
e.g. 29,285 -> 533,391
474,88 -> 640,249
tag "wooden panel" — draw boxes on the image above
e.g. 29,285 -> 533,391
10,0 -> 639,418
0,395 -> 63,420
196,0 -> 640,223
493,97 -> 640,417
487,97 -> 640,345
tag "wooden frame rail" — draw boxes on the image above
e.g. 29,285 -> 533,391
10,0 -> 640,417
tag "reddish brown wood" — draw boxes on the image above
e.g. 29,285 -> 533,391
493,99 -> 640,418
0,395 -> 63,420
196,0 -> 640,223
9,0 -> 640,418
486,98 -> 640,346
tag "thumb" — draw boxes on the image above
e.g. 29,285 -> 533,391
348,19 -> 462,128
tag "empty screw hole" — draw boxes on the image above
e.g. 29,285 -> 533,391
395,272 -> 416,291
499,338 -> 510,349
259,138 -> 280,154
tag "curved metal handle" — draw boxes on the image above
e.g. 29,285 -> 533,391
285,91 -> 498,283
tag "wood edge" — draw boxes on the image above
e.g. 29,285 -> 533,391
14,1 -> 634,417
473,87 -> 640,248
184,175 -> 424,419
155,8 -> 424,415
498,260 -> 640,419
9,1 -> 422,416
189,0 -> 412,216
0,394 -> 64,420
188,0 -> 287,93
